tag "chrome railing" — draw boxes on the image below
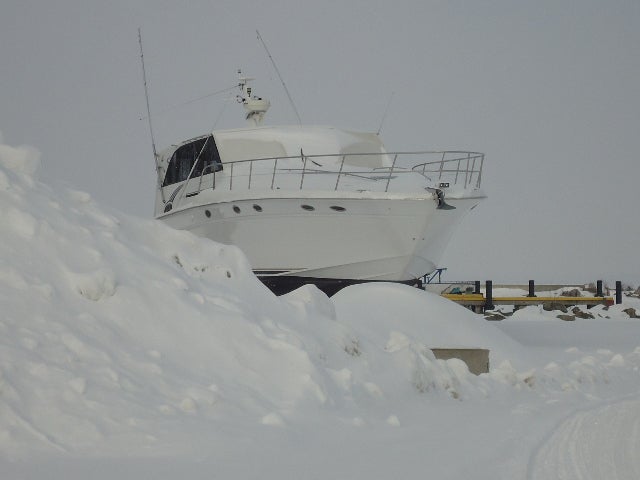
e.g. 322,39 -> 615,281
181,151 -> 484,199
412,151 -> 485,189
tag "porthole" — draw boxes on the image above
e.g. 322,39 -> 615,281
233,205 -> 241,214
253,204 -> 263,212
205,209 -> 211,218
301,204 -> 315,211
330,205 -> 346,212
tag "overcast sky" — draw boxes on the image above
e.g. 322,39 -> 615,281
2,0 -> 639,284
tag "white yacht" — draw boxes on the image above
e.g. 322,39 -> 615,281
154,74 -> 486,293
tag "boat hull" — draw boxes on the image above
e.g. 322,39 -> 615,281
158,193 -> 481,282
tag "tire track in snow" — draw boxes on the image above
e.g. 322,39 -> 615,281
529,399 -> 640,480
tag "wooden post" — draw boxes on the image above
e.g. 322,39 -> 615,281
485,280 -> 494,311
596,280 -> 604,297
616,281 -> 622,305
472,281 -> 481,313
527,279 -> 536,297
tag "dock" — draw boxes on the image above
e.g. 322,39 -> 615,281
434,278 -> 620,311
441,293 -> 614,310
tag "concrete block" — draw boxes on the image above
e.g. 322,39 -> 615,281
431,348 -> 490,375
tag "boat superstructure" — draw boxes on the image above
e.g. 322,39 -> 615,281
153,73 -> 486,292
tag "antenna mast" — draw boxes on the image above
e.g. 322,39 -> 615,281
377,91 -> 395,135
256,30 -> 302,125
137,28 -> 164,201
138,29 -> 158,159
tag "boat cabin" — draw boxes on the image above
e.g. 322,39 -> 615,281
156,125 -> 390,192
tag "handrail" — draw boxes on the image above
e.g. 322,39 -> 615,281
170,150 -> 485,199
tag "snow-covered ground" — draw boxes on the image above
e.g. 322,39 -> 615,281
1,135 -> 639,479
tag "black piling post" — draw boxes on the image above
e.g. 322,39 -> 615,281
596,280 -> 604,297
485,280 -> 494,311
527,279 -> 536,297
616,281 -> 622,305
474,281 -> 481,295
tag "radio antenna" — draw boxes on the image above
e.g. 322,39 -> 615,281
138,28 -> 158,160
138,28 -> 165,201
256,30 -> 302,125
377,91 -> 395,135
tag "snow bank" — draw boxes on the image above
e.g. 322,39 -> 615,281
334,283 -> 524,360
1,135 -> 640,478
0,135 -> 522,457
0,131 -> 41,176
0,136 -> 338,455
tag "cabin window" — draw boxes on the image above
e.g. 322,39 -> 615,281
163,136 -> 222,186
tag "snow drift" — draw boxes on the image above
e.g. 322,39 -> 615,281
1,134 -> 640,479
0,134 -> 519,457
